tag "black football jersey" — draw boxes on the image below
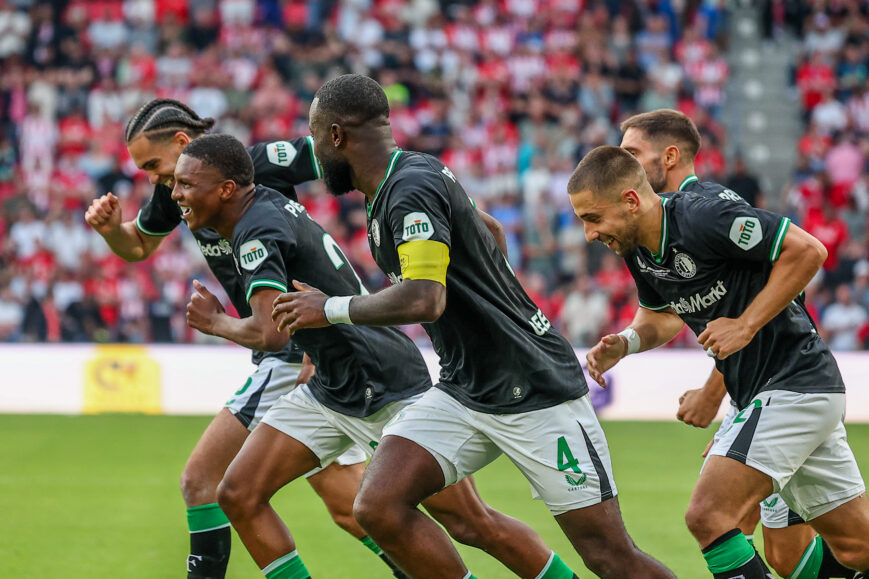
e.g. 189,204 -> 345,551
135,137 -> 321,365
678,174 -> 747,204
626,192 -> 844,409
366,150 -> 587,414
232,186 -> 431,417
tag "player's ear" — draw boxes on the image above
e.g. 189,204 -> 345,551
173,131 -> 192,149
663,145 -> 680,170
330,123 -> 346,149
218,180 -> 236,200
622,188 -> 641,212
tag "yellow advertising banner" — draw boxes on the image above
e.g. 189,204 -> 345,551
83,345 -> 162,414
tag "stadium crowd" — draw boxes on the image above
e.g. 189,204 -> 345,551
1,0 -> 868,351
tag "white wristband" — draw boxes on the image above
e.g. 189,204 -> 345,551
324,296 -> 354,325
617,328 -> 641,355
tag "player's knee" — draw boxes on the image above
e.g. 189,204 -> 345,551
353,490 -> 397,538
328,508 -> 359,535
216,476 -> 256,521
179,465 -> 217,507
684,501 -> 717,540
580,545 -> 625,578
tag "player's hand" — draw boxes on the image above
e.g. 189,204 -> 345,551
585,333 -> 627,388
676,388 -> 720,428
701,438 -> 715,458
84,193 -> 123,236
186,280 -> 225,334
271,280 -> 330,335
697,317 -> 755,360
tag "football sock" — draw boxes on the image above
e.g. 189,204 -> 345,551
819,538 -> 864,578
536,552 -> 578,579
703,529 -> 773,578
262,551 -> 310,579
186,503 -> 231,578
787,535 -> 823,578
359,536 -> 408,579
745,534 -> 755,548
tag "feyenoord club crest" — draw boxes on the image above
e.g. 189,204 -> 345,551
673,252 -> 697,278
370,218 -> 381,247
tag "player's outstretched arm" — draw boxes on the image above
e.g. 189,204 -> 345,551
188,281 -> 288,352
84,193 -> 164,262
588,307 -> 684,388
272,278 -> 445,334
676,369 -> 727,428
697,224 -> 826,360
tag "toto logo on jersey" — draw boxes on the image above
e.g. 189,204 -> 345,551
266,141 -> 298,167
729,216 -> 763,250
669,280 -> 728,315
673,252 -> 697,278
238,239 -> 268,271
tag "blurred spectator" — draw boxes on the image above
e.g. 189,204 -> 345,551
726,156 -> 764,208
560,275 -> 609,347
821,284 -> 867,350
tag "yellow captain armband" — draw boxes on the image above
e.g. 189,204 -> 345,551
397,240 -> 450,285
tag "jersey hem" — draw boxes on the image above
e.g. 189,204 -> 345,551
246,279 -> 288,302
135,210 -> 174,237
769,217 -> 791,262
306,136 -> 323,179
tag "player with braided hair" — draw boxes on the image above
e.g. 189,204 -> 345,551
85,99 -> 404,579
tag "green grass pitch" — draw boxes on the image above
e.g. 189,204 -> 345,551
1,415 -> 866,578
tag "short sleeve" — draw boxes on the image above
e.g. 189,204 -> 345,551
626,257 -> 671,312
135,184 -> 181,236
681,196 -> 791,264
248,136 -> 322,198
385,173 -> 452,250
232,219 -> 296,303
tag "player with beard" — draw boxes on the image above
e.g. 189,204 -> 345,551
84,99 -> 401,579
173,133 -> 576,579
272,74 -> 676,579
570,145 -> 869,579
620,109 -> 858,579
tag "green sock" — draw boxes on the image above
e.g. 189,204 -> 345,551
787,536 -> 823,579
186,503 -> 231,578
702,529 -> 757,574
262,551 -> 309,579
745,534 -> 754,548
360,535 -> 383,555
537,552 -> 577,579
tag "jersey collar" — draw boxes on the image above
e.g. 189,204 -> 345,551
366,149 -> 403,217
650,197 -> 670,263
678,174 -> 699,191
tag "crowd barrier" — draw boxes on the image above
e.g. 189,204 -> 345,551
1,344 -> 866,421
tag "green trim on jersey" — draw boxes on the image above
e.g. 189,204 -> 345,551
769,217 -> 791,262
134,210 -> 173,237
651,197 -> 670,263
639,299 -> 670,311
678,174 -> 699,191
366,149 -> 403,217
306,136 -> 323,179
246,279 -> 288,302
